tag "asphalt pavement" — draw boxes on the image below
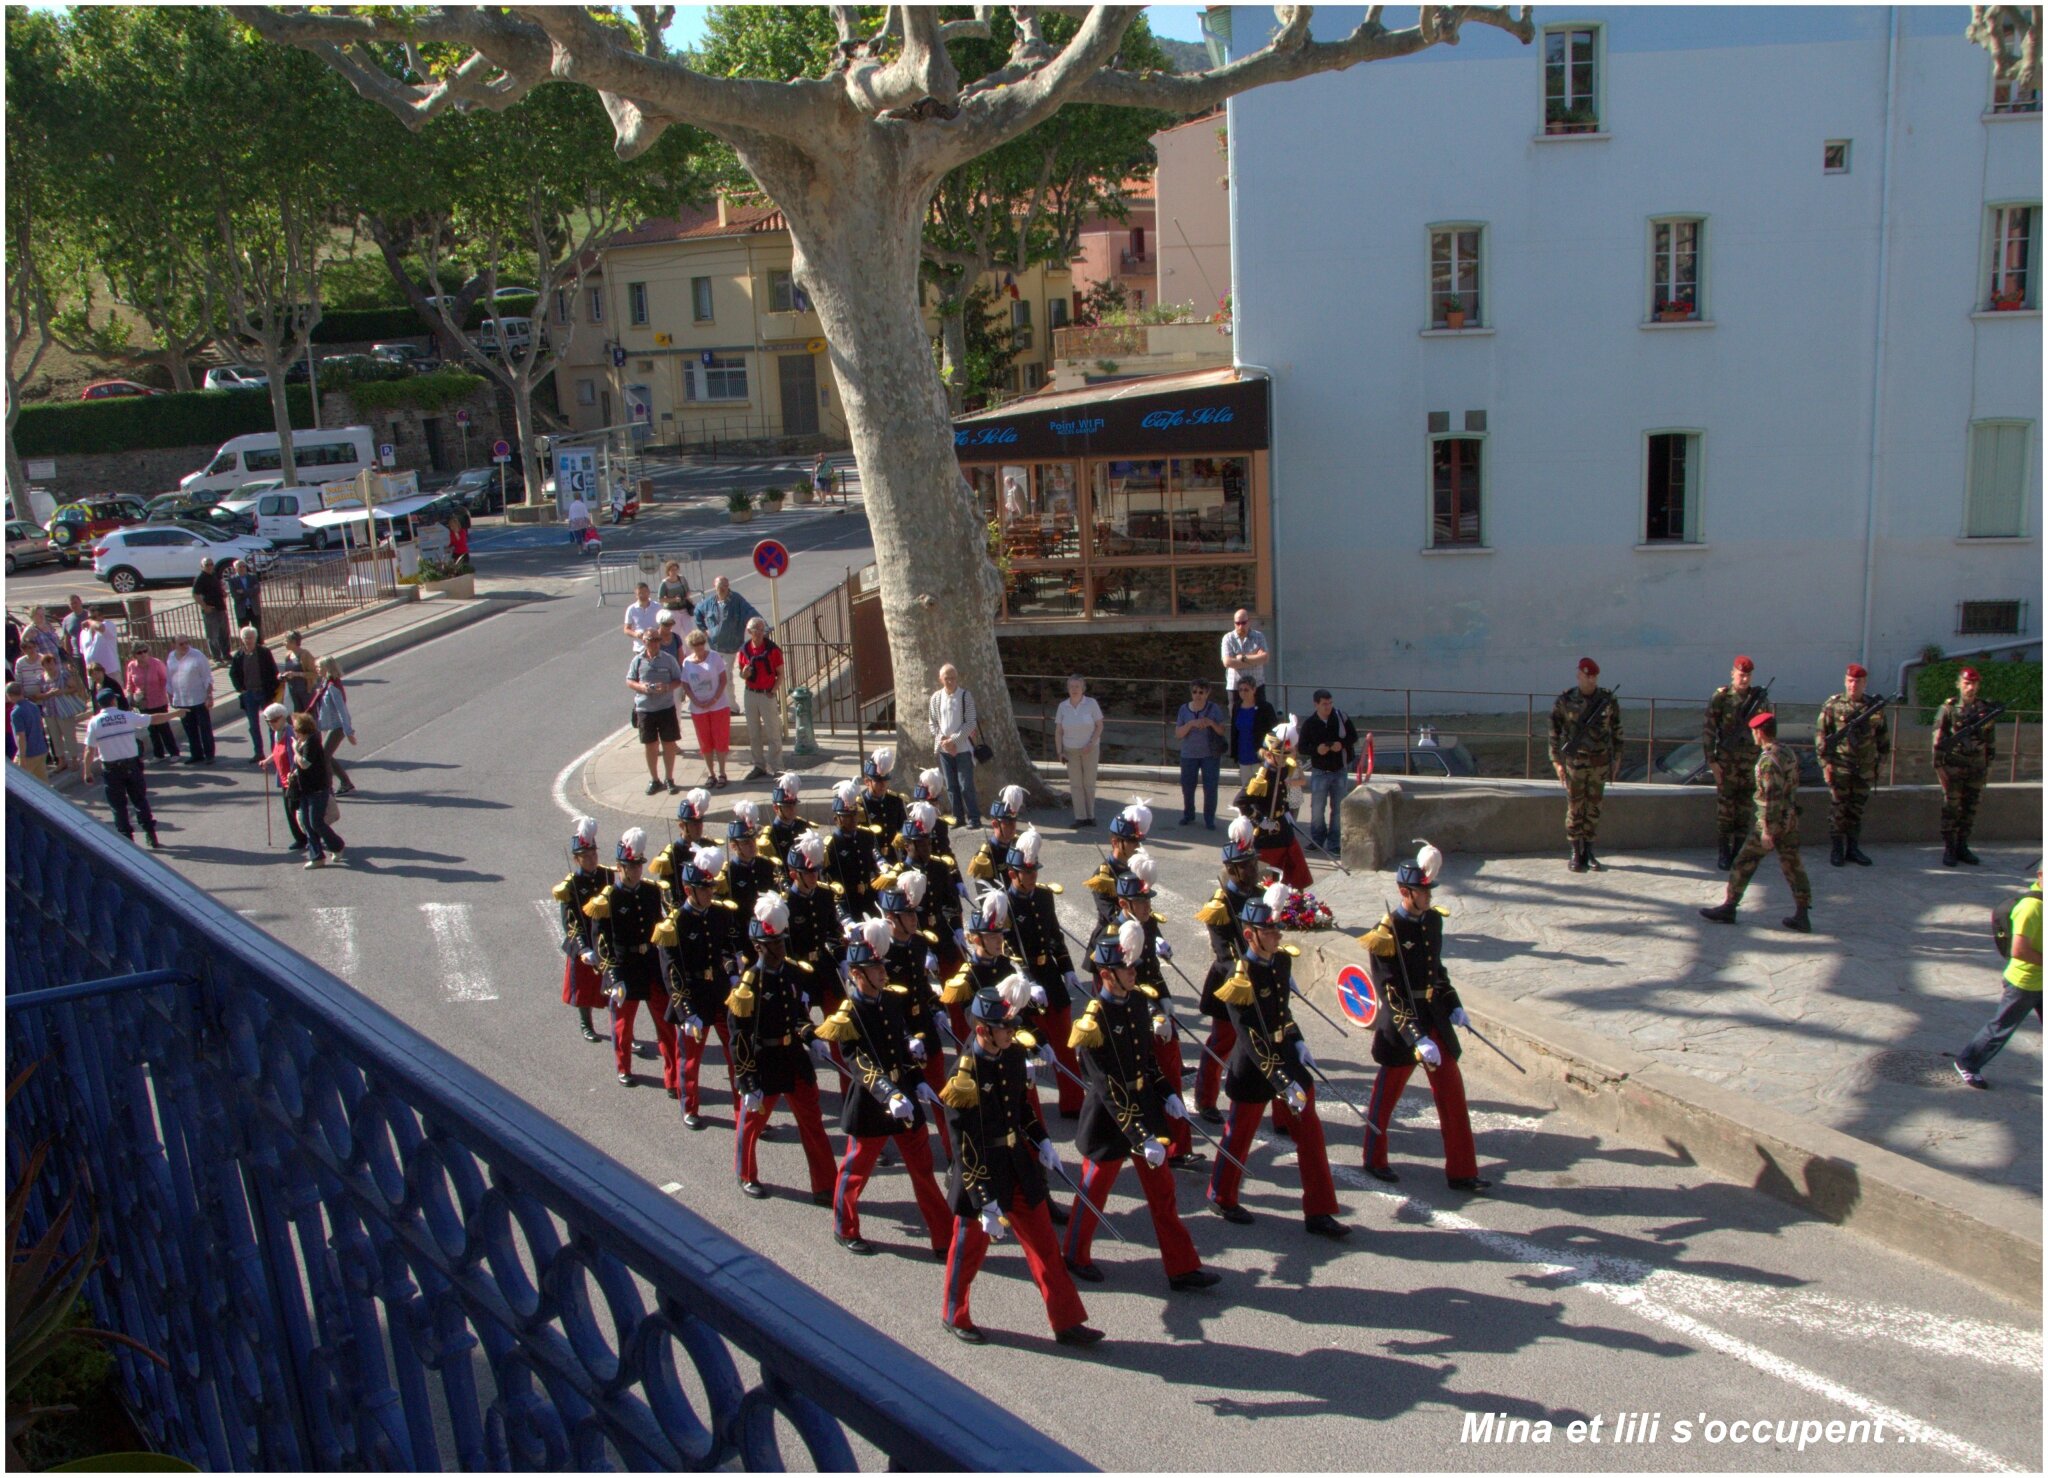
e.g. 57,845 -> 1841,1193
67,504 -> 2044,1473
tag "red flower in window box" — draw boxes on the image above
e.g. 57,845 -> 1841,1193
1992,290 -> 2028,312
1656,298 -> 1696,322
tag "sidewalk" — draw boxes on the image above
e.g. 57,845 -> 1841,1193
576,717 -> 875,825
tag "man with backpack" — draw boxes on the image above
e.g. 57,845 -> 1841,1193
1955,867 -> 2042,1088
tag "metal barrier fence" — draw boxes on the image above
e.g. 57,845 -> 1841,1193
3,774 -> 1084,1472
594,549 -> 709,608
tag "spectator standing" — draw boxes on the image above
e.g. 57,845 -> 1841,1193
124,641 -> 181,761
229,627 -> 281,764
310,656 -> 357,794
227,560 -> 263,634
680,628 -> 733,788
290,712 -> 346,868
811,453 -> 833,502
1174,679 -> 1229,828
278,630 -> 315,712
59,594 -> 88,686
693,575 -> 760,659
735,616 -> 784,779
1228,675 -> 1279,787
79,615 -> 122,690
1299,689 -> 1360,853
22,606 -> 62,666
81,688 -> 174,848
1054,674 -> 1104,827
36,652 -> 85,775
1955,869 -> 2043,1088
165,632 -> 216,765
927,663 -> 982,827
1221,609 -> 1270,699
9,681 -> 50,781
651,610 -> 686,686
658,560 -> 693,615
192,559 -> 232,660
621,582 -> 662,647
565,493 -> 593,547
626,628 -> 686,795
264,703 -> 306,850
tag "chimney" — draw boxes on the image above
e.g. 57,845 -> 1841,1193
716,196 -> 729,229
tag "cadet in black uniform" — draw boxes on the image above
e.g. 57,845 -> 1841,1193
729,894 -> 838,1203
1233,717 -> 1312,889
825,779 -> 881,920
900,802 -> 967,974
860,746 -> 909,858
654,845 -> 739,1126
1004,827 -> 1085,1117
718,801 -> 778,920
554,816 -> 610,1042
963,785 -> 1029,884
943,885 -> 1012,1046
585,828 -> 677,1092
911,767 -> 956,857
875,871 -> 953,1157
647,788 -> 713,895
765,772 -> 810,865
1193,818 -> 1264,1122
1115,851 -> 1197,1165
1082,798 -> 1152,951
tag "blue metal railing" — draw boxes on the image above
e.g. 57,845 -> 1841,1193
4,771 -> 1087,1472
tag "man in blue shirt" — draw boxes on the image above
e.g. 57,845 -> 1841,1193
693,575 -> 761,659
1174,679 -> 1229,828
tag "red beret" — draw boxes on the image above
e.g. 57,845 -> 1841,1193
1747,711 -> 1775,730
1732,655 -> 1754,673
1845,663 -> 1868,679
1578,657 -> 1600,676
1960,667 -> 1982,682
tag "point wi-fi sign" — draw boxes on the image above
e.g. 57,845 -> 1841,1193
1335,964 -> 1378,1029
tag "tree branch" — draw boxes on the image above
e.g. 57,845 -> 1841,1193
930,5 -> 1139,168
847,4 -> 962,117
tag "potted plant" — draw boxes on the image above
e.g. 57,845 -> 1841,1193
761,483 -> 789,513
793,474 -> 816,506
1442,296 -> 1467,330
413,556 -> 475,599
1656,295 -> 1697,322
727,489 -> 754,525
1992,286 -> 2028,311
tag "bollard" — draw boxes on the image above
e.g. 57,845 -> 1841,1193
791,684 -> 817,756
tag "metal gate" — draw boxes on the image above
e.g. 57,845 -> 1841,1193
596,548 -> 708,606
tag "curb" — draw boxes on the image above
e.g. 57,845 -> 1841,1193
1296,932 -> 2043,1308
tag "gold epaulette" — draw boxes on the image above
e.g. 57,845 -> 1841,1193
813,1008 -> 856,1043
1084,868 -> 1117,897
1215,966 -> 1254,1007
1135,982 -> 1160,999
716,898 -> 739,911
1246,769 -> 1271,798
1433,904 -> 1452,919
1014,1028 -> 1041,1050
651,917 -> 678,948
582,889 -> 613,919
714,873 -> 733,898
552,876 -> 573,902
726,974 -> 756,1018
756,825 -> 775,848
1280,943 -> 1301,958
965,853 -> 994,881
1195,894 -> 1230,928
1068,1000 -> 1104,1051
940,1061 -> 979,1109
647,854 -> 673,880
1361,915 -> 1397,957
933,851 -> 957,866
870,871 -> 897,893
940,966 -> 975,1005
1152,911 -> 1170,926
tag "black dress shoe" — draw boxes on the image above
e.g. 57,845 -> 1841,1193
1054,1324 -> 1105,1348
1198,1105 -> 1224,1125
1446,1176 -> 1494,1195
1364,1165 -> 1400,1184
811,1189 -> 834,1207
1168,1268 -> 1221,1292
739,1180 -> 769,1199
1064,1258 -> 1104,1283
617,1072 -> 633,1086
1304,1214 -> 1352,1239
1211,1201 -> 1255,1225
758,1122 -> 777,1138
835,1233 -> 874,1256
683,1112 -> 705,1130
946,1319 -> 987,1345
667,1087 -> 680,1100
1271,1120 -> 1294,1140
1168,1151 -> 1209,1171
579,1022 -> 602,1043
1046,1200 -> 1069,1226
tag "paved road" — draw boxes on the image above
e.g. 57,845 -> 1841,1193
78,523 -> 2043,1472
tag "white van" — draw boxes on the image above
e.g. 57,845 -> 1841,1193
219,484 -> 330,547
180,426 -> 376,496
476,316 -> 534,357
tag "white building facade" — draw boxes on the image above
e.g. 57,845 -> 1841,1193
1226,5 -> 2042,702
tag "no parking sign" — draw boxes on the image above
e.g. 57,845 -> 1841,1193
752,539 -> 790,580
1335,963 -> 1378,1029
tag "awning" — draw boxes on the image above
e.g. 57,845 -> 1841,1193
953,366 -> 1269,459
300,494 -> 439,531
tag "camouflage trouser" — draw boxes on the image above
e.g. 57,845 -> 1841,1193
1563,763 -> 1608,840
1826,764 -> 1874,836
1727,824 -> 1810,907
1714,756 -> 1758,838
1937,757 -> 1988,840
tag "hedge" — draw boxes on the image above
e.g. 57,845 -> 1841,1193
1914,658 -> 2041,721
14,386 -> 316,457
343,368 -> 489,414
309,293 -> 542,345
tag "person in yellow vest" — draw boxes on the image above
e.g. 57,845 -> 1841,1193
1955,868 -> 2042,1088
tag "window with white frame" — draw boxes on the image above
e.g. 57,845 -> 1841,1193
1965,420 -> 2031,537
576,379 -> 597,406
1824,140 -> 1851,173
1990,12 -> 2042,113
691,276 -> 714,322
628,282 -> 649,326
1542,24 -> 1601,133
588,287 -> 604,323
1429,225 -> 1484,327
1644,432 -> 1702,542
1650,218 -> 1703,317
1988,204 -> 2037,308
1049,296 -> 1070,328
555,289 -> 572,325
768,269 -> 811,313
1011,298 -> 1032,349
1430,435 -> 1484,547
684,354 -> 749,403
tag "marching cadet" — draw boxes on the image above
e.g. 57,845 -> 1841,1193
964,785 -> 1029,882
1115,851 -> 1197,1165
1005,827 -> 1086,1117
554,816 -> 610,1042
938,985 -> 1102,1348
585,828 -> 679,1092
655,845 -> 740,1124
783,832 -> 846,981
875,870 -> 954,1155
1083,798 -> 1152,950
1192,818 -> 1265,1124
729,894 -> 839,1203
859,746 -> 909,855
816,918 -> 953,1258
765,772 -> 810,865
1234,721 -> 1312,888
910,766 -> 956,856
899,802 -> 967,975
718,801 -> 778,919
1361,844 -> 1490,1193
1207,881 -> 1348,1238
1817,662 -> 1890,867
1933,666 -> 1998,867
942,884 -> 1015,1046
1702,655 -> 1765,871
648,788 -> 713,894
824,779 -> 882,919
1062,925 -> 1219,1292
1549,657 -> 1623,873
1701,712 -> 1813,933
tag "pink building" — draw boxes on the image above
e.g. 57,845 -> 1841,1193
1069,179 -> 1156,315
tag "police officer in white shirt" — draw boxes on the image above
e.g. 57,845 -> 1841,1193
82,688 -> 176,848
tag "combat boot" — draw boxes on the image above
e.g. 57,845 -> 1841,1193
1941,833 -> 1958,867
1829,834 -> 1846,867
1957,833 -> 1982,865
1698,900 -> 1738,925
1567,839 -> 1587,873
1716,834 -> 1734,871
1781,905 -> 1812,933
1583,841 -> 1604,871
1845,831 -> 1872,866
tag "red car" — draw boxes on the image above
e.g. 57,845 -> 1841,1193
78,379 -> 167,400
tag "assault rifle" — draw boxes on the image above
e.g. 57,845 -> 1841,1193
1819,694 -> 1890,763
1935,700 -> 2009,757
1556,685 -> 1620,760
1717,677 -> 1773,755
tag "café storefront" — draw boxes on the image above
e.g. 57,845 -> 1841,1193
953,367 -> 1272,630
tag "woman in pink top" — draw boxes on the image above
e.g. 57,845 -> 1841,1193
124,641 -> 181,760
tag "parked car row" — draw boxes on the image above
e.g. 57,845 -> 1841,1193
93,522 -> 276,594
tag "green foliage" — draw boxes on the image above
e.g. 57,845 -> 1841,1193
1075,278 -> 1130,326
1915,658 -> 2041,722
958,284 -> 1020,407
14,387 -> 315,457
726,489 -> 754,513
10,1303 -> 116,1471
341,368 -> 487,415
311,306 -> 429,344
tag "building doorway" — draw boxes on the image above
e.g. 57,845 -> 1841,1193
420,417 -> 446,472
778,353 -> 819,437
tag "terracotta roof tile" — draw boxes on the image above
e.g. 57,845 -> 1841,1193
604,203 -> 787,249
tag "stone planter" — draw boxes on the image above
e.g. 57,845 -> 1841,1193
729,508 -> 754,525
793,487 -> 816,506
761,499 -> 786,517
417,572 -> 476,600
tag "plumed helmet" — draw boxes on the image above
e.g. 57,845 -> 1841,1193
895,868 -> 929,907
1117,849 -> 1158,898
1005,826 -> 1043,871
616,826 -> 648,865
1109,796 -> 1153,840
1116,919 -> 1147,962
907,799 -> 939,836
570,816 -> 598,856
1413,839 -> 1444,885
988,784 -> 1028,820
1090,934 -> 1127,968
677,787 -> 711,823
914,767 -> 945,800
1223,814 -> 1259,863
682,844 -> 725,886
1265,716 -> 1300,752
899,813 -> 930,843
968,883 -> 1010,933
995,970 -> 1035,1014
749,892 -> 790,940
968,986 -> 1011,1027
844,917 -> 893,966
1240,880 -> 1291,928
831,779 -> 860,814
787,832 -> 826,873
728,798 -> 762,840
773,772 -> 801,803
862,745 -> 895,780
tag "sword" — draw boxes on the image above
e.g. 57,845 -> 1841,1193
807,1040 -> 852,1081
1384,898 -> 1438,1076
1299,1055 -> 1379,1135
1046,1156 -> 1132,1245
1458,1019 -> 1527,1076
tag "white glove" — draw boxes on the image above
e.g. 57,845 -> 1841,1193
1155,939 -> 1173,962
1163,1093 -> 1187,1121
908,1037 -> 928,1062
580,949 -> 599,970
1037,1139 -> 1062,1174
979,1205 -> 1005,1240
925,951 -> 941,975
1297,1040 -> 1315,1069
683,1015 -> 705,1042
741,1090 -> 764,1116
888,1094 -> 914,1123
1141,1140 -> 1167,1169
1450,1007 -> 1469,1028
1152,1013 -> 1172,1041
916,1081 -> 941,1107
1037,1043 -> 1055,1070
1029,983 -> 1048,1009
1416,1038 -> 1442,1069
1063,971 -> 1081,992
1284,1082 -> 1308,1114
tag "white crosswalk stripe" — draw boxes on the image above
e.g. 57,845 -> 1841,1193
419,901 -> 498,1002
533,896 -> 563,948
309,906 -> 359,978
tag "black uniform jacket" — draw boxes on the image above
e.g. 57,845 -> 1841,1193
554,867 -> 610,954
1195,879 -> 1256,1019
818,986 -> 932,1138
727,959 -> 817,1098
825,823 -> 881,919
1214,949 -> 1311,1103
1070,989 -> 1174,1163
1005,884 -> 1074,995
1363,906 -> 1463,1067
654,900 -> 735,1025
942,1043 -> 1050,1215
585,879 -> 666,999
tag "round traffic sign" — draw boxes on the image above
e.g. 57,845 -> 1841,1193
455,408 -> 471,425
752,539 -> 790,580
1335,963 -> 1379,1029
492,438 -> 511,459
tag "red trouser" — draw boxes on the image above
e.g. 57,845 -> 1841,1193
680,1018 -> 734,1116
735,1078 -> 838,1194
1258,835 -> 1313,889
941,1193 -> 1087,1335
834,1129 -> 951,1252
1152,1036 -> 1191,1158
1038,1001 -> 1084,1115
918,1055 -> 953,1161
613,988 -> 680,1090
1207,1085 -> 1337,1218
946,1000 -> 971,1046
1063,1155 -> 1200,1277
1365,1032 -> 1477,1181
1191,1017 -> 1293,1133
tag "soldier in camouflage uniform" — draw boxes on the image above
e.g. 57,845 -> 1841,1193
1548,657 -> 1623,873
1817,662 -> 1890,868
1702,655 -> 1765,871
1701,712 -> 1811,933
1933,666 -> 1999,867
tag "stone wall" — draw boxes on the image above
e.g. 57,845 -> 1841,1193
999,630 -> 1228,765
38,446 -> 218,501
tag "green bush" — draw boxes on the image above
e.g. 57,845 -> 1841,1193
309,293 -> 541,345
343,368 -> 488,415
15,387 -> 315,457
1915,657 -> 2041,721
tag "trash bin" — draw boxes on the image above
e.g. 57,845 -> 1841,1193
791,685 -> 817,756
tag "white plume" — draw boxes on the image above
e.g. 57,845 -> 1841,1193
619,826 -> 648,859
832,779 -> 859,810
691,844 -> 726,877
868,745 -> 895,777
896,868 -> 929,906
1012,826 -> 1042,867
1121,797 -> 1153,836
996,970 -> 1035,1011
1227,816 -> 1256,849
774,772 -> 801,801
858,918 -> 893,957
683,787 -> 711,818
733,798 -> 761,830
1413,839 -> 1445,885
998,784 -> 1027,813
792,832 -> 826,870
1128,849 -> 1157,888
754,892 -> 789,935
1261,880 -> 1291,914
572,815 -> 597,847
972,882 -> 1010,930
1116,919 -> 1147,960
917,766 -> 944,796
1268,716 -> 1299,750
907,800 -> 939,834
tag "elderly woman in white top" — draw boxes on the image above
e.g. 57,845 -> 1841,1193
926,663 -> 982,827
1054,674 -> 1104,827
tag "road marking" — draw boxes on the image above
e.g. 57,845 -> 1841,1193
419,901 -> 498,1002
310,906 -> 359,979
1329,1167 -> 2025,1471
551,724 -> 634,821
533,897 -> 564,950
660,1181 -> 684,1195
